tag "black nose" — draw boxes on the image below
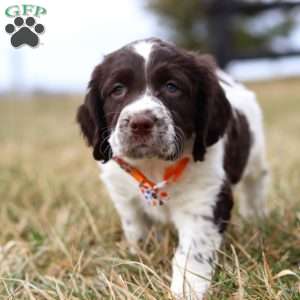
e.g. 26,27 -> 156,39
129,113 -> 155,135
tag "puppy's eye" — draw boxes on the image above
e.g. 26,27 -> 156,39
165,82 -> 179,93
110,83 -> 126,97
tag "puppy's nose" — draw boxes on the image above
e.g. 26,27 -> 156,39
129,114 -> 155,135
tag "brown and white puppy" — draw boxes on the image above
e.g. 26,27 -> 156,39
77,38 -> 269,299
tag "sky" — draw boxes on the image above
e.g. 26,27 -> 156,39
0,0 -> 300,93
0,0 -> 163,92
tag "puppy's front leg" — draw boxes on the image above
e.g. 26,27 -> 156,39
112,196 -> 150,253
171,184 -> 233,299
171,216 -> 222,299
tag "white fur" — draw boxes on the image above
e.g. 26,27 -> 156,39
109,93 -> 177,159
133,41 -> 153,64
98,45 -> 269,299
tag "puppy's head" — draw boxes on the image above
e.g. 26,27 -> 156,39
77,38 -> 232,163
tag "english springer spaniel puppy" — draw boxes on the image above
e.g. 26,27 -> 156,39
77,38 -> 269,299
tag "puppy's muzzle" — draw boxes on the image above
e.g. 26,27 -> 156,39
129,112 -> 156,137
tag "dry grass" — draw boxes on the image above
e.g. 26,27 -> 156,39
0,79 -> 300,299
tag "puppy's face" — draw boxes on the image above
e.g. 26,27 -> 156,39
77,38 -> 232,162
103,41 -> 198,160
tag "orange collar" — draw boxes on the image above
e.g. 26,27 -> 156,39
113,156 -> 190,206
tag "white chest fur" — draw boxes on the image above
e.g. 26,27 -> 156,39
99,140 -> 225,224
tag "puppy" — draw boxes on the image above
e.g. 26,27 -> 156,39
77,38 -> 269,299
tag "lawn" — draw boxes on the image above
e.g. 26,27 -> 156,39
0,79 -> 299,299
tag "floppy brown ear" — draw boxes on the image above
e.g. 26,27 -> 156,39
193,55 -> 232,161
76,103 -> 95,147
76,71 -> 111,163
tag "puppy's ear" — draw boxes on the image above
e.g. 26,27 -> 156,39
76,103 -> 95,147
193,55 -> 232,161
76,67 -> 111,163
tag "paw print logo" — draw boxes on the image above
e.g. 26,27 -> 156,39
5,16 -> 45,48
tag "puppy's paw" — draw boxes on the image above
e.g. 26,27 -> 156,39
171,281 -> 206,300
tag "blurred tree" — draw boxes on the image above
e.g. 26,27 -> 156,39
146,0 -> 300,67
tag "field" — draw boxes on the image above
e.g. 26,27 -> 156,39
0,79 -> 300,299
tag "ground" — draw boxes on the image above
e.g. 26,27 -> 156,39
0,79 -> 299,299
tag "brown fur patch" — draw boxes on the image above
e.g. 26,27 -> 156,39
224,110 -> 252,184
213,181 -> 234,233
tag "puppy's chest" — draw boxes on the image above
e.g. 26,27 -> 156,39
136,168 -> 180,223
137,165 -> 215,223
140,178 -> 187,223
101,156 -> 223,224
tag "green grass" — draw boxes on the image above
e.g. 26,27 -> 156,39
0,79 -> 300,299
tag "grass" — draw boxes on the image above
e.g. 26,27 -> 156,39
0,79 -> 300,299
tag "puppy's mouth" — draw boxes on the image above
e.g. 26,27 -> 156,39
123,134 -> 163,159
112,111 -> 183,160
117,132 -> 181,160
